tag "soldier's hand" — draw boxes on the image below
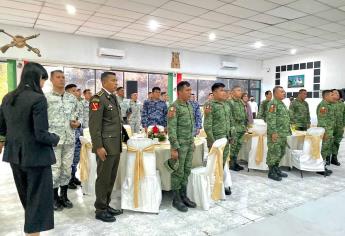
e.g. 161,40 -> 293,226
171,149 -> 179,160
97,147 -> 108,161
195,129 -> 200,135
164,127 -> 167,134
70,120 -> 80,129
272,133 -> 278,142
144,127 -> 148,133
204,105 -> 211,115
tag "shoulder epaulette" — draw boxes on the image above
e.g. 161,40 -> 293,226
96,90 -> 104,96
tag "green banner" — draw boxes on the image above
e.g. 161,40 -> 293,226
7,59 -> 17,91
168,72 -> 173,103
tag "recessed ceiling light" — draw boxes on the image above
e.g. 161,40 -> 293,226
66,4 -> 76,15
290,49 -> 297,55
209,32 -> 216,41
253,41 -> 263,49
148,20 -> 160,31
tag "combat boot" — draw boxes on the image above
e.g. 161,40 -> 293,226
172,190 -> 188,212
331,155 -> 341,166
268,167 -> 282,181
326,156 -> 331,166
180,187 -> 196,208
230,157 -> 242,171
60,185 -> 73,208
225,187 -> 232,195
53,188 -> 63,211
274,166 -> 288,178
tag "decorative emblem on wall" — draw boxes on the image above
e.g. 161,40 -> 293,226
0,29 -> 41,57
171,52 -> 180,69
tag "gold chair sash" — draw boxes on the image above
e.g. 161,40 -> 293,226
127,145 -> 155,208
79,142 -> 92,182
245,133 -> 266,164
208,144 -> 226,201
305,134 -> 322,160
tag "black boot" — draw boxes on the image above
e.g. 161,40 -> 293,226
317,165 -> 332,176
274,166 -> 288,178
268,166 -> 282,181
68,178 -> 77,189
230,157 -> 242,171
326,156 -> 331,166
331,155 -> 341,166
180,187 -> 196,208
54,188 -> 63,211
172,190 -> 188,212
60,185 -> 73,208
73,176 -> 81,185
225,187 -> 232,195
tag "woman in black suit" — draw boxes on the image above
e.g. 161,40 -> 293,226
0,62 -> 60,236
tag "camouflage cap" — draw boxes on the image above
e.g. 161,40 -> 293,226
164,158 -> 179,173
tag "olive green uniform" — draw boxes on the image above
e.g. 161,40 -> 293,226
289,98 -> 310,131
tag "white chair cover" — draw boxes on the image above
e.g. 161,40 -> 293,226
121,138 -> 162,213
187,138 -> 229,210
248,123 -> 269,170
292,127 -> 325,172
123,124 -> 132,137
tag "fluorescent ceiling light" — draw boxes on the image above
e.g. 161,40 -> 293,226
290,48 -> 297,55
148,20 -> 160,31
66,4 -> 76,15
209,32 -> 216,41
253,41 -> 264,49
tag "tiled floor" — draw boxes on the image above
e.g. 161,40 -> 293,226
1,141 -> 345,236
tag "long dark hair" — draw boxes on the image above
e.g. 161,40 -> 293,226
7,62 -> 48,106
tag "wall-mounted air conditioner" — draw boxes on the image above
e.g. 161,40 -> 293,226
98,48 -> 125,58
221,61 -> 238,70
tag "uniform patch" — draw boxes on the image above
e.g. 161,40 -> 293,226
320,107 -> 327,114
204,105 -> 212,115
269,104 -> 276,112
168,106 -> 176,118
91,102 -> 100,111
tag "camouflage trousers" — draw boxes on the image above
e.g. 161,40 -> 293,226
321,129 -> 334,159
129,120 -> 141,134
332,127 -> 343,155
230,130 -> 245,158
267,137 -> 287,167
71,128 -> 82,176
171,144 -> 194,190
52,144 -> 74,188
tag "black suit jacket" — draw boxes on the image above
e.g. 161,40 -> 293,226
0,88 -> 60,167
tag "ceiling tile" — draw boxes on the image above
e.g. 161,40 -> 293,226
38,13 -> 84,25
104,0 -> 156,14
275,21 -> 310,31
317,9 -> 345,21
303,37 -> 329,44
45,0 -> 102,11
215,4 -> 258,18
130,0 -> 169,7
249,14 -> 286,25
317,23 -> 345,33
35,21 -> 79,33
97,5 -> 144,19
0,14 -> 36,24
284,31 -> 311,39
317,0 -> 345,7
0,7 -> 39,18
245,31 -> 275,39
120,28 -> 154,36
233,19 -> 268,30
175,0 -> 226,10
269,35 -> 296,43
150,8 -> 195,21
77,27 -> 116,36
87,16 -> 132,27
232,0 -> 278,12
114,32 -> 147,40
268,0 -> 297,4
293,15 -> 330,27
93,12 -> 136,23
1,0 -> 42,11
287,0 -> 330,14
0,19 -> 33,28
82,21 -> 124,32
175,23 -> 210,33
318,33 -> 345,40
76,31 -> 112,38
187,18 -> 225,28
219,25 -> 252,34
266,6 -> 307,20
138,16 -> 181,27
199,12 -> 241,24
301,27 -> 331,36
259,26 -> 290,35
161,1 -> 209,16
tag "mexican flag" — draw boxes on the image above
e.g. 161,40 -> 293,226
168,72 -> 182,102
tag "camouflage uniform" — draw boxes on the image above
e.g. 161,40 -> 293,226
46,91 -> 80,188
128,100 -> 141,133
189,100 -> 202,136
317,100 -> 335,159
332,101 -> 345,156
229,98 -> 247,161
117,96 -> 130,124
71,98 -> 84,178
204,99 -> 233,165
82,99 -> 90,128
257,99 -> 270,122
168,99 -> 194,191
266,99 -> 291,167
289,98 -> 310,131
141,99 -> 168,128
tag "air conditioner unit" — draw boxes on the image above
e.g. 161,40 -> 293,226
221,61 -> 238,70
98,47 -> 125,58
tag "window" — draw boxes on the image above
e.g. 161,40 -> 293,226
124,72 -> 148,103
148,73 -> 168,93
64,67 -> 96,93
0,62 -> 8,101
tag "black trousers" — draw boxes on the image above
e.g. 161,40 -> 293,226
94,154 -> 120,213
10,163 -> 54,233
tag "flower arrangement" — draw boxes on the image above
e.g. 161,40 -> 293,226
147,125 -> 167,142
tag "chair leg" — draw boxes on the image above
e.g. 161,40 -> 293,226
300,170 -> 303,179
247,168 -> 250,172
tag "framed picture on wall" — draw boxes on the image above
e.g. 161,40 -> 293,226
288,75 -> 305,88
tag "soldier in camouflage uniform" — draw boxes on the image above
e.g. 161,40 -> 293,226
141,87 -> 167,132
128,92 -> 142,133
46,70 -> 81,210
266,86 -> 290,181
168,81 -> 196,212
331,89 -> 343,166
82,89 -> 93,128
228,86 -> 247,171
257,90 -> 272,122
189,93 -> 202,136
289,89 -> 310,131
317,90 -> 335,176
204,83 -> 233,195
116,87 -> 130,124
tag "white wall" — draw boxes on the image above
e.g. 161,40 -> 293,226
262,47 -> 345,124
0,24 -> 262,79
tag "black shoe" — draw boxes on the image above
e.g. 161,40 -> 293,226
268,167 -> 282,181
326,156 -> 331,166
225,187 -> 232,195
235,163 -> 244,171
331,155 -> 341,166
317,171 -> 331,176
95,211 -> 116,222
274,166 -> 288,178
53,188 -> 63,211
68,180 -> 77,189
73,177 -> 82,185
172,190 -> 188,212
180,187 -> 196,208
60,185 -> 73,208
107,206 -> 123,216
325,167 -> 333,174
